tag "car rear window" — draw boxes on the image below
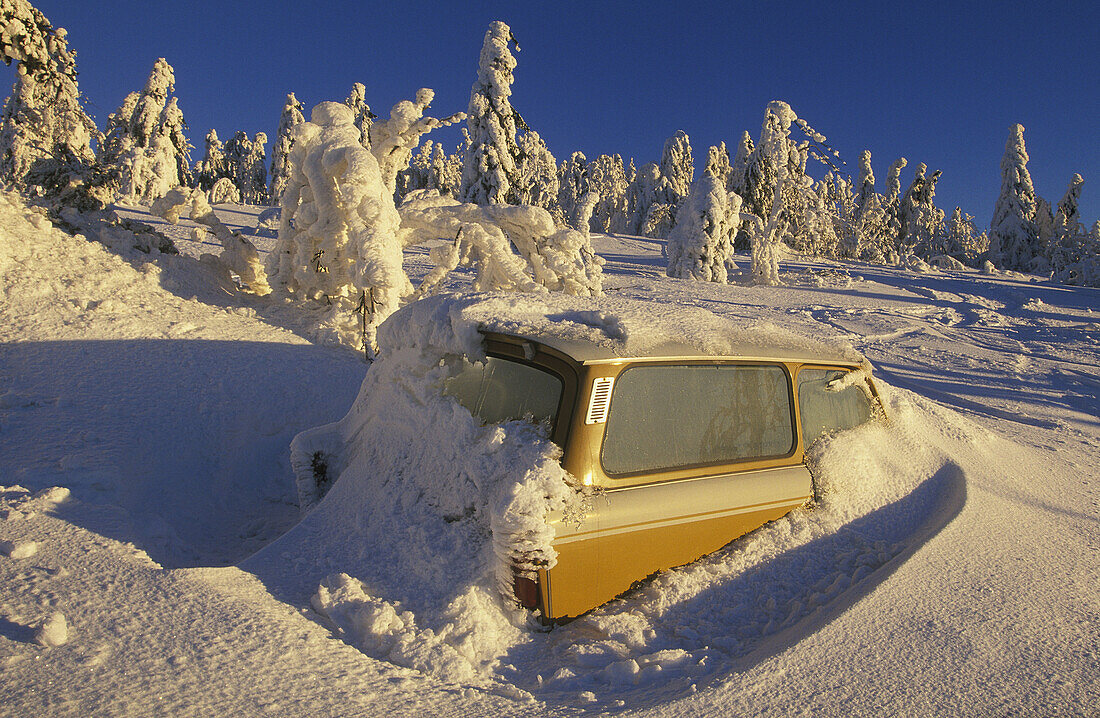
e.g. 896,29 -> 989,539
601,364 -> 795,476
797,367 -> 874,447
443,356 -> 562,428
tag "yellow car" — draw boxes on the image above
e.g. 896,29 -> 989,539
442,330 -> 881,620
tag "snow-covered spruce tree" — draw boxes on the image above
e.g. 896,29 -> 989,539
460,20 -> 524,205
705,143 -> 732,190
855,149 -> 875,219
368,88 -> 464,197
897,162 -> 944,256
943,207 -> 985,266
988,123 -> 1040,272
728,130 -> 753,199
396,138 -> 434,202
223,131 -> 268,205
587,153 -> 628,233
666,169 -> 742,283
660,130 -> 694,204
344,82 -> 375,149
746,101 -> 798,285
99,58 -> 193,204
194,129 -> 225,191
557,151 -> 588,227
799,183 -> 839,258
0,0 -> 99,197
1033,196 -> 1055,272
1050,174 -> 1098,285
398,191 -> 603,299
269,92 -> 304,203
426,141 -> 461,197
514,130 -> 559,212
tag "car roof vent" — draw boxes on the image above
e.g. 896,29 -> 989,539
585,377 -> 614,424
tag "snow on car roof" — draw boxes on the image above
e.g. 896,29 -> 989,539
380,292 -> 865,366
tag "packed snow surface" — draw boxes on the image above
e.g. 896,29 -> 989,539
1,194 -> 1097,715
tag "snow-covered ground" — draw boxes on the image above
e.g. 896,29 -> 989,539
2,196 -> 1097,715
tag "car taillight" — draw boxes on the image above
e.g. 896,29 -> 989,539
513,571 -> 540,610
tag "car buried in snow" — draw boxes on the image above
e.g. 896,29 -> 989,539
444,331 -> 881,620
294,297 -> 883,622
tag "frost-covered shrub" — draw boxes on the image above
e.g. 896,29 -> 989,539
666,175 -> 740,283
207,176 -> 239,204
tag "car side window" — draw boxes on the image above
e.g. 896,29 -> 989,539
443,356 -> 563,428
601,364 -> 794,475
797,367 -> 874,447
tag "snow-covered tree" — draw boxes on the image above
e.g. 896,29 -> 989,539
399,192 -> 603,298
0,0 -> 98,195
587,153 -> 629,233
460,20 -> 524,205
268,93 -> 464,352
988,123 -> 1040,272
426,140 -> 462,198
666,173 -> 741,283
942,207 -> 985,266
368,88 -> 464,197
745,101 -> 799,285
728,130 -> 753,199
898,162 -> 944,255
344,82 -> 375,149
659,130 -> 694,204
557,151 -> 588,227
194,129 -> 226,191
98,58 -> 193,204
1050,174 -> 1098,286
514,130 -> 558,211
223,131 -> 268,205
855,149 -> 875,218
704,143 -> 731,190
269,92 -> 304,203
267,101 -> 407,352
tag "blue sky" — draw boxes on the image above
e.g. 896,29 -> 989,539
11,0 -> 1099,226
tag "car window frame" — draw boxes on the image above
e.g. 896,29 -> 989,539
597,359 -> 799,481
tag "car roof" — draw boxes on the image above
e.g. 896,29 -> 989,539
484,331 -> 862,367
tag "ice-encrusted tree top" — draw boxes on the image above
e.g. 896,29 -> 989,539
989,123 -> 1040,272
344,82 -> 375,149
270,92 -> 304,203
856,149 -> 875,217
660,130 -> 695,203
460,20 -> 523,205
